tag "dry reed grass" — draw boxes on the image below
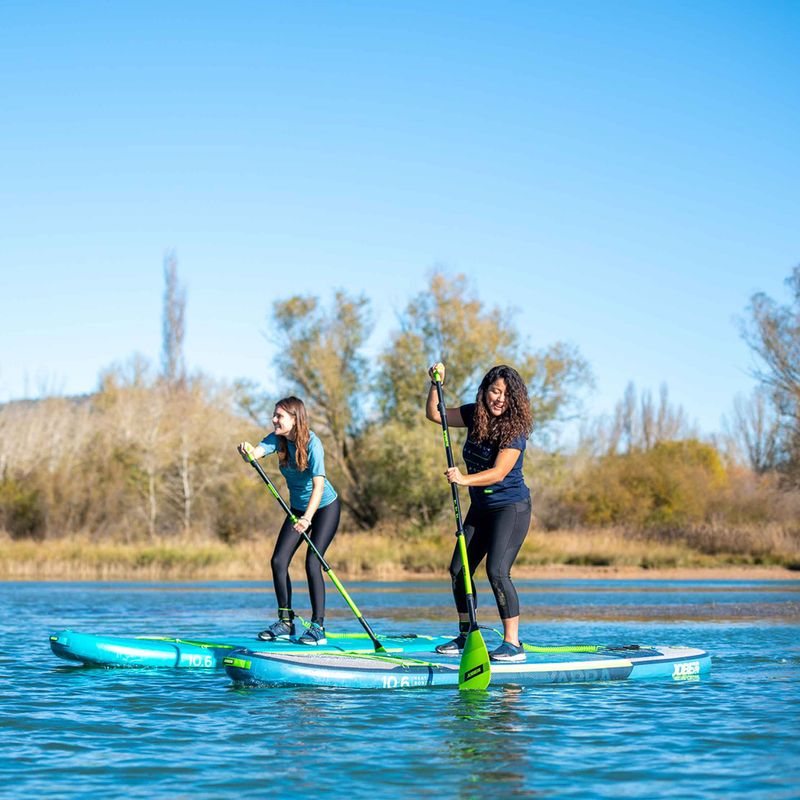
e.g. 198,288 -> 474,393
1,521 -> 798,580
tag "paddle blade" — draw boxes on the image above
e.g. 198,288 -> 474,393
458,630 -> 491,690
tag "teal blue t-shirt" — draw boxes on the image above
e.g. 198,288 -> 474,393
258,431 -> 338,511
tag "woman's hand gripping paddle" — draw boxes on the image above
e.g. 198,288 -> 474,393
241,450 -> 387,655
432,371 -> 491,690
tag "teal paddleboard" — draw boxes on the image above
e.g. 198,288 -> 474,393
49,629 -> 450,669
224,645 -> 711,689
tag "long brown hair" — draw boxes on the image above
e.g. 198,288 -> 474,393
274,396 -> 310,471
471,365 -> 533,447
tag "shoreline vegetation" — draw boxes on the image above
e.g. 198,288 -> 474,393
3,269 -> 799,583
3,525 -> 798,582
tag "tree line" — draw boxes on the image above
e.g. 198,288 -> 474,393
1,261 -> 798,546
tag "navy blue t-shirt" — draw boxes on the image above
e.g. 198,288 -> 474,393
459,403 -> 530,510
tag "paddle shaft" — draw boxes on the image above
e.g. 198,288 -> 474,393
433,377 -> 480,631
245,456 -> 386,653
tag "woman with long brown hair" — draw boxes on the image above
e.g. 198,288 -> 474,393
238,396 -> 340,645
425,363 -> 533,662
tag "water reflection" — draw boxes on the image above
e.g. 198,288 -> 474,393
445,687 -> 540,798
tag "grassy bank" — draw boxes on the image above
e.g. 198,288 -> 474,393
2,524 -> 798,580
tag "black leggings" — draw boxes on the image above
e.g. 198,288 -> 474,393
270,497 -> 341,624
448,498 -> 531,620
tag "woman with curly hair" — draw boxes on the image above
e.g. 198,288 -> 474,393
425,363 -> 533,662
238,396 -> 340,645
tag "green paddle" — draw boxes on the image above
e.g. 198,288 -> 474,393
432,371 -> 491,690
243,453 -> 388,655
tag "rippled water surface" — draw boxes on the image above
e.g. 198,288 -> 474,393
2,579 -> 799,798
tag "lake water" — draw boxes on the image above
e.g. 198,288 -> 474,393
2,579 -> 799,798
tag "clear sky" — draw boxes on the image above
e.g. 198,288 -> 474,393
1,1 -> 798,437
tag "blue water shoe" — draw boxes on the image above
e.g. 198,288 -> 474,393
298,622 -> 327,645
490,640 -> 526,662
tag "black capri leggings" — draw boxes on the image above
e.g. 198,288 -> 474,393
448,498 -> 531,620
270,497 -> 341,624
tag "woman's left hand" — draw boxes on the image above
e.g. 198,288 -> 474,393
445,467 -> 467,485
293,517 -> 311,534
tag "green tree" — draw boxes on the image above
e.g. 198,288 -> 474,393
265,273 -> 591,532
377,271 -> 592,441
270,290 -> 378,528
355,421 -> 451,530
370,271 -> 591,528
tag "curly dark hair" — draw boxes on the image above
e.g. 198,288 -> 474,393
471,365 -> 533,447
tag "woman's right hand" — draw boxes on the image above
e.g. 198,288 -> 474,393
238,442 -> 255,462
428,362 -> 445,384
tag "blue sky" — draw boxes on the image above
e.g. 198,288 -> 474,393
1,1 -> 797,437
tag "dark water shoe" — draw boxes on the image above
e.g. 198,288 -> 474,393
258,619 -> 296,641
